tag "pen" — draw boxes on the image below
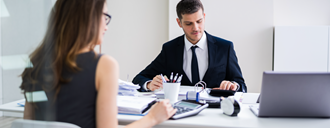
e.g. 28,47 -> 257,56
164,75 -> 169,82
170,72 -> 173,82
176,74 -> 183,83
160,74 -> 167,83
173,73 -> 178,82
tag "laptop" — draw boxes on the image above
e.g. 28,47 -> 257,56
250,71 -> 330,118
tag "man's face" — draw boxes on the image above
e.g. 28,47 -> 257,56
176,9 -> 205,45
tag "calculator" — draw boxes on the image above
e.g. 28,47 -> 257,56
171,100 -> 209,119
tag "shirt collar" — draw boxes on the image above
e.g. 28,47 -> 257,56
184,31 -> 207,51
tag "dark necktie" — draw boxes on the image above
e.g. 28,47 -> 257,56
191,46 -> 200,85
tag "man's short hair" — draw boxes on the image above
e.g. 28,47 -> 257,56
176,0 -> 204,20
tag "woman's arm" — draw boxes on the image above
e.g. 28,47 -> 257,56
23,101 -> 34,119
95,55 -> 119,128
95,55 -> 176,128
124,99 -> 177,128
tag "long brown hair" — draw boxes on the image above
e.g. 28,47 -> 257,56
20,0 -> 106,97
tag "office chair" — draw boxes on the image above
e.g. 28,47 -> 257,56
11,119 -> 81,128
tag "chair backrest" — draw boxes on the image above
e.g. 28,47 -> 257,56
11,119 -> 81,128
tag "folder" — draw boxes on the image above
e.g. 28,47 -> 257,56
117,96 -> 157,115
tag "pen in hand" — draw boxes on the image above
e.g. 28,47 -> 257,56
160,74 -> 167,83
164,75 -> 169,82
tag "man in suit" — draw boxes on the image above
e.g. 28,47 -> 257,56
133,0 -> 246,92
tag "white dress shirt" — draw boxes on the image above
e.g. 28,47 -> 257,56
183,32 -> 208,83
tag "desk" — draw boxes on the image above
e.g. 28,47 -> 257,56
0,99 -> 25,113
117,104 -> 330,128
1,98 -> 330,127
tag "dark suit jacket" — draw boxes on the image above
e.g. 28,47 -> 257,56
133,31 -> 247,92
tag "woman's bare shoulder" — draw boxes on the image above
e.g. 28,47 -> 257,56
98,54 -> 118,69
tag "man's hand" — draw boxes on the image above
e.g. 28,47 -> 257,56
213,80 -> 237,91
147,75 -> 169,91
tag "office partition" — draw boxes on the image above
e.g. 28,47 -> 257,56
0,0 -> 55,117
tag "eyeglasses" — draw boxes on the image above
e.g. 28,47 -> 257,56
103,13 -> 111,25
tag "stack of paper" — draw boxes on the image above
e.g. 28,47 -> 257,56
241,93 -> 259,104
117,96 -> 156,115
118,79 -> 140,96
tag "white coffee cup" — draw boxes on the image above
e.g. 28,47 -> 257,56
162,82 -> 180,104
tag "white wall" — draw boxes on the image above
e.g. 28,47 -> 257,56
103,0 -> 169,81
104,0 -> 274,93
274,26 -> 329,72
274,0 -> 330,26
170,0 -> 274,93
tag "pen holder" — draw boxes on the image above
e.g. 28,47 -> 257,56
163,82 -> 180,104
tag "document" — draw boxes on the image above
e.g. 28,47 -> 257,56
17,101 -> 25,107
118,79 -> 140,96
241,93 -> 259,104
154,86 -> 199,96
117,96 -> 157,115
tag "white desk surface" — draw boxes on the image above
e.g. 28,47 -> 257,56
1,96 -> 330,128
117,104 -> 330,128
0,99 -> 25,112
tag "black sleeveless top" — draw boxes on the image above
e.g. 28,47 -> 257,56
25,51 -> 101,128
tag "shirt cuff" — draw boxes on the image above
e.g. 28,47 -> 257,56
231,81 -> 240,92
143,80 -> 152,91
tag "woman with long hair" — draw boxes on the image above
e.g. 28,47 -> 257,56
20,0 -> 176,127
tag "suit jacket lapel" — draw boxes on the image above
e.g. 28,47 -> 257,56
203,32 -> 218,81
176,35 -> 192,85
176,36 -> 184,71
